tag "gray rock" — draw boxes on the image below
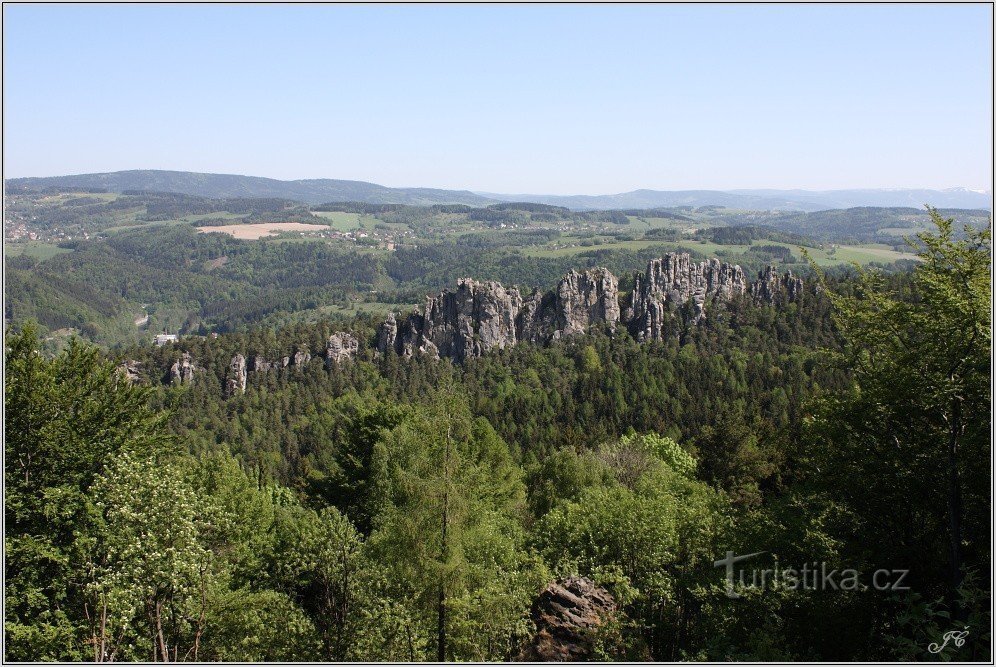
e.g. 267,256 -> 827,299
554,267 -> 620,337
377,252 -> 798,361
381,278 -> 528,362
250,355 -> 272,373
516,577 -> 619,662
169,352 -> 199,385
116,360 -> 142,385
293,350 -> 311,367
377,312 -> 398,355
750,265 -> 805,305
225,353 -> 247,396
326,332 -> 360,365
629,252 -> 748,339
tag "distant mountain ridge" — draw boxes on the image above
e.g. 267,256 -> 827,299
6,170 -> 991,211
481,187 -> 992,211
5,170 -> 497,207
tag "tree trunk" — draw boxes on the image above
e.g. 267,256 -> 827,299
155,600 -> 169,662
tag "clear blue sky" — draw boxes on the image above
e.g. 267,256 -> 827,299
3,4 -> 991,193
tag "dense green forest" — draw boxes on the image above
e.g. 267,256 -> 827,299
5,210 -> 991,661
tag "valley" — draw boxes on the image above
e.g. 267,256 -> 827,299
7,181 -> 979,353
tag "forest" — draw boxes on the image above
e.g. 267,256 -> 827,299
4,208 -> 991,661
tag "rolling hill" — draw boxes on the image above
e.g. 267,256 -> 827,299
6,170 -> 991,211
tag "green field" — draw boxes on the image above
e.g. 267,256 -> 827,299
521,236 -> 918,266
623,215 -> 718,233
4,241 -> 73,260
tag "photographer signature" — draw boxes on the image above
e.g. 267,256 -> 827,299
928,627 -> 969,655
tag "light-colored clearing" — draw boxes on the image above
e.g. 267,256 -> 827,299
197,222 -> 330,240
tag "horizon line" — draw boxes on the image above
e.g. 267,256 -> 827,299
4,168 -> 992,197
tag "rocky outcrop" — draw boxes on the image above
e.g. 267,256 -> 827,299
377,253 -> 804,362
250,355 -> 272,373
379,278 -> 528,362
377,312 -> 399,355
552,268 -> 620,338
116,360 -> 142,385
377,270 -> 620,363
225,354 -> 247,396
627,253 -> 749,339
169,352 -> 200,385
326,332 -> 359,365
293,350 -> 311,367
750,265 -> 804,305
517,577 -> 618,662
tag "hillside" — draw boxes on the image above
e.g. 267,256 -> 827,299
7,170 -> 991,210
5,170 -> 498,206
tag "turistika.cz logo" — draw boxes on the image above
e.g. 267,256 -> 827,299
713,551 -> 910,598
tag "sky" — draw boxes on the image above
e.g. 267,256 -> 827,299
3,4 -> 992,194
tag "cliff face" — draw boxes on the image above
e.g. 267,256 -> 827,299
750,265 -> 804,306
626,255 -> 749,340
378,268 -> 620,362
378,279 -> 525,362
553,268 -> 621,338
169,352 -> 200,385
378,253 -> 804,362
225,353 -> 247,396
326,332 -> 360,365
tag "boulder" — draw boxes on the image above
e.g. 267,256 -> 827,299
517,577 -> 619,662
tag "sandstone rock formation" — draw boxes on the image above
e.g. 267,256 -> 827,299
377,312 -> 399,355
293,350 -> 311,367
379,278 -> 527,362
250,355 -> 272,373
627,253 -> 749,339
517,577 -> 618,662
169,352 -> 199,385
377,269 -> 620,363
750,265 -> 804,305
552,268 -> 620,338
116,360 -> 142,385
376,252 -> 802,362
326,332 -> 360,365
225,354 -> 247,396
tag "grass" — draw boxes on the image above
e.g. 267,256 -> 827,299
4,241 -> 73,261
261,300 -> 418,328
522,238 -> 737,258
